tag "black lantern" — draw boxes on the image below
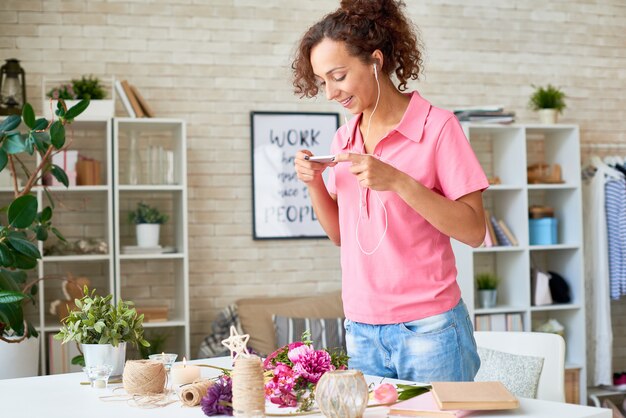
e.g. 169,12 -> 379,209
0,58 -> 26,115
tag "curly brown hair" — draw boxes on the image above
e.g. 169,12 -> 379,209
292,0 -> 424,98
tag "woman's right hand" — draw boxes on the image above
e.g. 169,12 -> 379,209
294,150 -> 336,185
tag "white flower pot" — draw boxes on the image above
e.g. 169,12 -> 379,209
538,109 -> 558,124
43,99 -> 115,121
82,342 -> 126,377
0,336 -> 40,379
136,223 -> 160,247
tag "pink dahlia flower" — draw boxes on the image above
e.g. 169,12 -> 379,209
288,345 -> 334,384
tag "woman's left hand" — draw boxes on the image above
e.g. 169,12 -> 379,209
334,152 -> 405,192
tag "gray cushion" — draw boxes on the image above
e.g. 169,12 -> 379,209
273,316 -> 345,352
475,346 -> 544,398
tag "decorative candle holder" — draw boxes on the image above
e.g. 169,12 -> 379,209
315,370 -> 369,418
83,364 -> 113,389
148,353 -> 178,371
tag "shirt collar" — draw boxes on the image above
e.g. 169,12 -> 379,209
339,91 -> 431,150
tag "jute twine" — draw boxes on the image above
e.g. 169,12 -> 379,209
123,360 -> 167,395
180,379 -> 215,407
231,355 -> 265,416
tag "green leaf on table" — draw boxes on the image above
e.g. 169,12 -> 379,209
50,120 -> 65,149
0,114 -> 21,133
396,384 -> 432,401
8,194 -> 37,228
2,132 -> 26,154
50,164 -> 69,187
65,99 -> 89,120
22,103 -> 35,129
7,235 -> 41,259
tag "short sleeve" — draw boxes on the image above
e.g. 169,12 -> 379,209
435,116 -> 489,200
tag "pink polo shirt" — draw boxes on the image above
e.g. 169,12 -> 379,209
327,92 -> 489,324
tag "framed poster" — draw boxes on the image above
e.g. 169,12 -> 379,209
251,111 -> 339,239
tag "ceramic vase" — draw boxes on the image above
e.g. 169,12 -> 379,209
82,342 -> 126,377
136,224 -> 160,247
479,289 -> 497,308
539,109 -> 558,124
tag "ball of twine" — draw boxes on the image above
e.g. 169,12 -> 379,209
180,379 -> 215,407
231,356 -> 265,415
123,360 -> 167,395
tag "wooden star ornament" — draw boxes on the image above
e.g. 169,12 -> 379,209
221,326 -> 251,359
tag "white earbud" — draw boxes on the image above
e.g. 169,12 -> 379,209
373,63 -> 378,80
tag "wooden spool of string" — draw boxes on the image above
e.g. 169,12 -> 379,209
231,355 -> 265,416
180,379 -> 215,406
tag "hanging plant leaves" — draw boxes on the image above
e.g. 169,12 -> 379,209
65,99 -> 90,120
0,114 -> 21,133
50,120 -> 65,149
0,149 -> 8,172
7,235 -> 41,259
22,103 -> 35,129
8,195 -> 37,229
0,243 -> 16,267
33,118 -> 48,131
50,164 -> 69,187
2,132 -> 26,154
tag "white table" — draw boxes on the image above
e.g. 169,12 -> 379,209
0,357 -> 611,418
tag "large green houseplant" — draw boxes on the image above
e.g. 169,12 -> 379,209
0,99 -> 89,378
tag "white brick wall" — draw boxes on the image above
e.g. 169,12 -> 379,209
2,1 -> 625,366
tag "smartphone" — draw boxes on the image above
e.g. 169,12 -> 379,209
305,155 -> 335,163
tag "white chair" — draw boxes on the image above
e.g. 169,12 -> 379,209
473,331 -> 566,402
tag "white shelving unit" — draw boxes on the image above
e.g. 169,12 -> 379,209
33,119 -> 115,374
452,123 -> 586,403
113,118 -> 189,360
3,116 -> 190,374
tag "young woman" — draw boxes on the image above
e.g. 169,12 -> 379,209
293,0 -> 489,382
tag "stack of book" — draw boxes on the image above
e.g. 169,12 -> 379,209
482,210 -> 518,247
114,79 -> 155,118
453,105 -> 515,124
475,313 -> 524,331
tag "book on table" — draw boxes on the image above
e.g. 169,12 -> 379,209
431,381 -> 519,411
388,391 -> 473,417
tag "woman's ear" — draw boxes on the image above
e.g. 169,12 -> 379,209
370,49 -> 384,71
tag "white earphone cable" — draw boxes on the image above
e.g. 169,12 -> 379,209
349,64 -> 388,255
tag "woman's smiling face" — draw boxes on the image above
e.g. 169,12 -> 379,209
310,38 -> 377,115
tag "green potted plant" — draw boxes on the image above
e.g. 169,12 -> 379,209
476,272 -> 499,309
0,99 -> 89,378
43,74 -> 113,120
128,201 -> 169,248
55,286 -> 149,377
528,84 -> 566,124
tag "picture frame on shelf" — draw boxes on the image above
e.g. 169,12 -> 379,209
250,111 -> 339,240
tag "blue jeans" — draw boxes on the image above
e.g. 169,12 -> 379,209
344,299 -> 480,382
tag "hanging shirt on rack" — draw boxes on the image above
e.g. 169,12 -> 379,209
583,162 -> 616,386
605,177 -> 626,299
